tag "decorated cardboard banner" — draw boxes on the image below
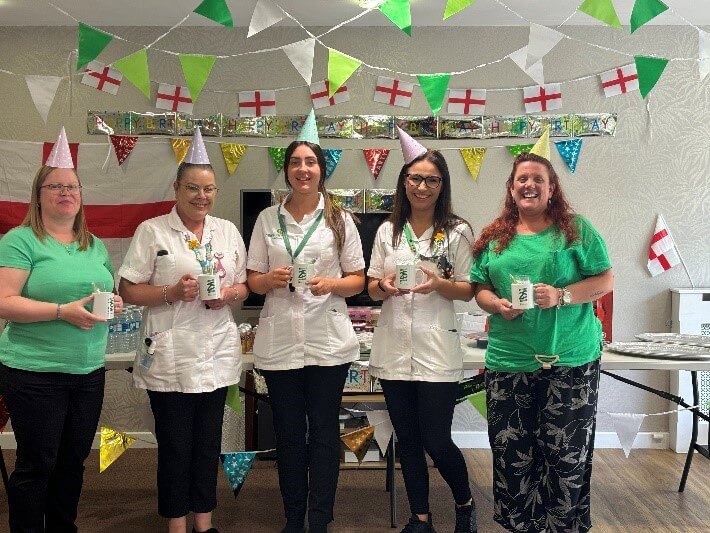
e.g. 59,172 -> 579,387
265,115 -> 306,137
110,135 -> 138,166
554,138 -> 583,173
318,116 -> 354,139
353,115 -> 395,139
328,189 -> 364,212
170,138 -> 191,164
268,147 -> 287,172
483,116 -> 528,138
439,116 -> 485,139
526,115 -> 574,138
363,148 -> 390,178
220,143 -> 247,175
99,426 -> 136,473
460,147 -> 487,180
340,425 -> 376,463
176,114 -> 222,137
221,452 -> 256,497
132,112 -> 177,136
573,113 -> 617,136
222,116 -> 264,137
396,116 -> 437,138
323,149 -> 342,179
87,111 -> 132,135
365,189 -> 396,213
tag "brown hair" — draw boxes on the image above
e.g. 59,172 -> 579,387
176,162 -> 215,183
283,141 -> 349,252
22,166 -> 93,250
471,152 -> 578,257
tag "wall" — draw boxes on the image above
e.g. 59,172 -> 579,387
0,23 -> 708,440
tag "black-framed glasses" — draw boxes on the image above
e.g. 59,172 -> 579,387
405,173 -> 442,189
181,184 -> 219,196
41,184 -> 82,193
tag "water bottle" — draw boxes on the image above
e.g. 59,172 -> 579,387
116,308 -> 131,353
105,316 -> 117,354
133,306 -> 143,350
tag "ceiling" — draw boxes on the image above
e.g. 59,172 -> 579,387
0,0 -> 708,27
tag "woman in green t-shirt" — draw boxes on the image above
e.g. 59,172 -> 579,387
470,152 -> 613,533
0,162 -> 122,532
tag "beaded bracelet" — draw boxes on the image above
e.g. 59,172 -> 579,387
56,303 -> 62,320
162,285 -> 173,306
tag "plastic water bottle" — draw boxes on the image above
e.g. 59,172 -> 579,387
105,316 -> 117,354
116,309 -> 132,353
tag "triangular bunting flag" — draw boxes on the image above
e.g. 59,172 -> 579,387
221,452 -> 256,498
25,75 -> 62,124
634,55 -> 669,98
194,0 -> 234,28
417,74 -> 450,116
526,23 -> 565,68
366,410 -> 394,456
283,38 -> 316,86
99,426 -> 136,473
647,214 -> 681,276
609,413 -> 645,458
323,149 -> 342,180
378,0 -> 412,36
554,138 -> 583,173
443,0 -> 477,20
468,390 -> 488,419
81,61 -> 123,95
170,138 -> 191,165
508,46 -> 545,85
110,135 -> 138,166
699,29 -> 710,81
363,149 -> 390,179
630,0 -> 668,34
220,143 -> 247,175
460,147 -> 486,180
268,147 -> 287,172
507,144 -> 534,158
225,384 -> 243,414
42,140 -> 79,169
248,0 -> 283,37
327,49 -> 362,97
340,425 -> 376,463
113,49 -> 151,99
77,23 -> 114,71
179,54 -> 216,103
578,0 -> 622,29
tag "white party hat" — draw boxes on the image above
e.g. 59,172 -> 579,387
184,127 -> 210,165
45,127 -> 74,168
397,126 -> 427,164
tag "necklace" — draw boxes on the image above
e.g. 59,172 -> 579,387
183,229 -> 219,275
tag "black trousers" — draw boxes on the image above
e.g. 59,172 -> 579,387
0,364 -> 105,533
147,387 -> 228,518
379,379 -> 473,516
261,363 -> 350,528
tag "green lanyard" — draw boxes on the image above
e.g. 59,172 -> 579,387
402,222 -> 419,257
277,204 -> 324,262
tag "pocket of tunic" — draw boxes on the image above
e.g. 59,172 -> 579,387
369,324 -> 390,369
325,308 -> 359,354
153,254 -> 176,286
415,326 -> 462,374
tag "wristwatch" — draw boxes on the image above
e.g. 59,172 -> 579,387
557,287 -> 572,308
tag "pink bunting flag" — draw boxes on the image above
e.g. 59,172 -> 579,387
363,149 -> 390,179
110,135 -> 138,166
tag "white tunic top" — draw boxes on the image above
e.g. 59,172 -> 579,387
367,220 -> 474,382
118,207 -> 247,393
247,194 -> 365,371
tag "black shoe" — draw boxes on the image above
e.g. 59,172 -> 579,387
454,502 -> 477,533
401,513 -> 435,533
192,528 -> 219,533
280,521 -> 305,533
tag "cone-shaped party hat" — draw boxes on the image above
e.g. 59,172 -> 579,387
184,127 -> 210,165
296,109 -> 319,145
46,127 -> 74,168
529,125 -> 550,161
397,126 -> 427,164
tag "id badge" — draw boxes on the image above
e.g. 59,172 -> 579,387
139,337 -> 157,370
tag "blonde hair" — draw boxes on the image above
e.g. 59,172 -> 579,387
22,166 -> 93,251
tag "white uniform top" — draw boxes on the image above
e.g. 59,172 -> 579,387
367,220 -> 474,382
247,193 -> 365,371
118,207 -> 247,393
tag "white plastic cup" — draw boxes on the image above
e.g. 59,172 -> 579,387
92,291 -> 115,319
395,263 -> 425,290
198,274 -> 221,300
292,263 -> 316,288
511,278 -> 535,310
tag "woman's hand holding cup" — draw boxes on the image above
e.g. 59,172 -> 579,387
533,283 -> 558,309
60,295 -> 107,330
170,274 -> 199,302
410,266 -> 440,295
496,297 -> 524,321
379,273 -> 406,297
268,266 -> 292,290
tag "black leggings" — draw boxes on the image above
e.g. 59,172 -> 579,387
379,379 -> 472,515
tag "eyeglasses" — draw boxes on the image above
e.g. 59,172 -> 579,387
41,184 -> 82,194
405,173 -> 442,189
181,184 -> 219,196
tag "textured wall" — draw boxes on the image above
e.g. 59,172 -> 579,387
0,24 -> 708,436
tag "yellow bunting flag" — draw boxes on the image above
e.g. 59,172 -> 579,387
340,425 -> 375,464
460,147 -> 486,180
327,48 -> 361,97
100,426 -> 136,473
220,143 -> 247,175
170,138 -> 191,164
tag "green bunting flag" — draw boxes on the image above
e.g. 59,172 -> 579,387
416,74 -> 450,116
630,0 -> 669,33
113,49 -> 151,99
225,385 -> 242,415
179,54 -> 216,103
635,55 -> 669,98
578,0 -> 622,29
268,147 -> 287,172
443,0 -> 478,20
378,0 -> 412,36
327,49 -> 361,97
77,23 -> 113,71
193,0 -> 234,28
468,391 -> 487,420
507,144 -> 535,158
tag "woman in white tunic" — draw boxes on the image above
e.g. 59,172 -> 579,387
367,130 -> 478,533
118,130 -> 248,533
246,126 -> 365,533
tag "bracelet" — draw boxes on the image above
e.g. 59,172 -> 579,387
377,279 -> 386,292
56,303 -> 62,320
162,285 -> 173,306
231,286 -> 241,302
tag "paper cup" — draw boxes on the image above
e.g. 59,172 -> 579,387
292,263 -> 315,288
395,263 -> 425,290
92,291 -> 115,319
198,274 -> 221,300
511,282 -> 534,309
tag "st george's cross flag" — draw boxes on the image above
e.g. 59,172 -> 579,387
447,88 -> 486,115
600,64 -> 639,98
238,90 -> 276,117
523,83 -> 562,113
155,83 -> 193,114
647,215 -> 681,276
373,76 -> 414,108
81,61 -> 123,95
310,80 -> 350,109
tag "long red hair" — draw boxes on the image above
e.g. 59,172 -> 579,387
471,153 -> 578,257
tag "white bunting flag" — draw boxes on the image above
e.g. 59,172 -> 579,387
25,75 -> 62,124
526,23 -> 565,68
366,410 -> 394,456
610,413 -> 646,458
248,0 -> 283,38
282,38 -> 315,86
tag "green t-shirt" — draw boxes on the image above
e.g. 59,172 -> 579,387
470,215 -> 611,372
0,226 -> 114,374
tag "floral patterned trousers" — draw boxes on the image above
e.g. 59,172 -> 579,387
486,358 -> 600,533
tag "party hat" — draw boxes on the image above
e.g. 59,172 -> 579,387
184,126 -> 211,165
397,126 -> 427,164
296,109 -> 319,145
45,127 -> 74,168
529,125 -> 550,161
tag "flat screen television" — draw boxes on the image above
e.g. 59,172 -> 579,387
240,189 -> 389,309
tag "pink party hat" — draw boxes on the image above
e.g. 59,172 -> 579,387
184,127 -> 210,165
296,109 -> 320,145
45,127 -> 74,168
397,126 -> 427,164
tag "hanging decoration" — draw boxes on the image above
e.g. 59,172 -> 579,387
630,0 -> 669,34
523,83 -> 563,113
179,54 -> 216,103
507,143 -> 534,158
366,410 -> 394,455
362,148 -> 390,179
25,75 -> 62,125
634,55 -> 669,98
113,49 -> 151,98
220,143 -> 248,175
609,413 -> 645,457
282,38 -> 316,86
417,74 -> 450,116
447,88 -> 486,115
647,214 -> 681,277
468,390 -> 487,419
248,0 -> 283,38
99,426 -> 136,473
310,80 -> 350,109
81,61 -> 123,95
193,0 -> 234,28
578,0 -> 623,29
238,90 -> 276,118
460,147 -> 486,180
76,23 -> 114,71
374,76 -> 414,108
170,138 -> 191,164
156,83 -> 193,113
378,0 -> 412,36
327,49 -> 362,97
554,138 -> 583,174
365,189 -> 396,212
110,135 -> 138,166
443,0 -> 478,20
221,452 -> 257,497
340,425 -> 376,463
225,385 -> 243,414
268,146 -> 287,172
508,46 -> 545,86
600,63 -> 639,97
323,148 -> 343,179
525,23 -> 565,68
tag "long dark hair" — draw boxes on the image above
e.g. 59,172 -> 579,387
389,150 -> 468,249
471,152 -> 578,257
282,141 -> 347,252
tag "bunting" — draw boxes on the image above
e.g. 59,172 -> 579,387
238,90 -> 276,118
635,55 -> 669,98
554,138 -> 583,173
578,0 -> 622,29
81,61 -> 123,95
248,0 -> 283,37
507,144 -> 534,157
220,143 -> 248,175
523,83 -> 562,113
600,64 -> 639,97
443,0 -> 478,20
25,75 -> 62,124
609,413 -> 645,457
378,0 -> 412,36
179,54 -> 216,103
526,23 -> 565,69
156,83 -> 193,114
630,0 -> 669,34
268,147 -> 287,172
460,147 -> 486,180
77,23 -> 114,71
310,80 -> 349,109
340,425 -> 376,463
447,88 -> 486,115
110,135 -> 138,166
193,0 -> 233,28
362,148 -> 390,179
99,426 -> 136,473
508,46 -> 545,86
225,384 -> 243,414
327,49 -> 361,97
221,452 -> 256,497
366,410 -> 394,456
170,138 -> 191,164
323,149 -> 343,179
282,38 -> 316,86
113,49 -> 151,99
417,74 -> 450,116
468,390 -> 488,419
374,76 -> 414,108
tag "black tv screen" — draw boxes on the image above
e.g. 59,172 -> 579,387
240,190 -> 389,309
